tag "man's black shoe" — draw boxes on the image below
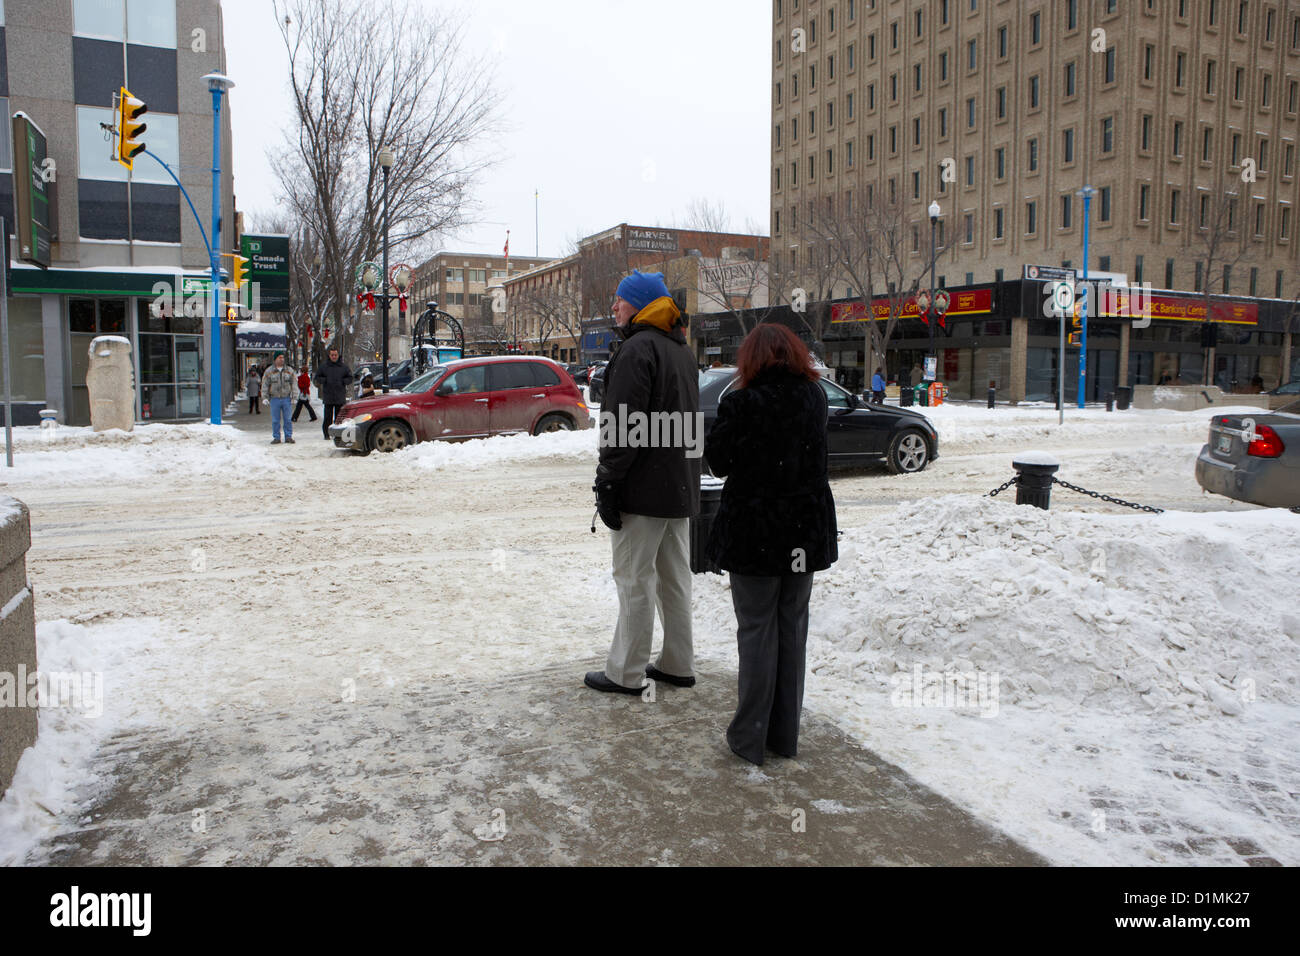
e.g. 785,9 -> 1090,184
646,665 -> 695,688
583,671 -> 644,695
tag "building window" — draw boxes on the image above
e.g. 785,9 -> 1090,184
995,147 -> 1006,179
1061,194 -> 1072,228
964,213 -> 973,243
74,0 -> 177,47
996,86 -> 1007,119
939,107 -> 948,137
997,25 -> 1008,58
968,39 -> 977,71
1143,44 -> 1155,81
965,155 -> 975,185
939,50 -> 949,81
1064,61 -> 1076,97
847,90 -> 855,118
1028,137 -> 1039,171
1175,52 -> 1186,87
1170,189 -> 1181,224
1026,200 -> 1037,235
1067,0 -> 1078,30
1141,114 -> 1152,151
1172,120 -> 1183,157
1101,116 -> 1114,153
1202,126 -> 1213,162
1166,259 -> 1175,287
1139,183 -> 1150,220
1100,186 -> 1111,222
967,96 -> 976,128
1029,74 -> 1040,109
994,206 -> 1005,238
1104,47 -> 1116,84
1135,255 -> 1144,284
1063,127 -> 1075,163
1031,11 -> 1041,44
1205,59 -> 1217,96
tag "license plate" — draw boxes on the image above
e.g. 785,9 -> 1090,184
1216,433 -> 1233,455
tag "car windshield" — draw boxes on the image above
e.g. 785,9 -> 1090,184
1277,398 -> 1300,416
403,366 -> 447,393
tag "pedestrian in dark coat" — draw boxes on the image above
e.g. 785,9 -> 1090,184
313,347 -> 353,440
704,323 -> 839,765
585,270 -> 702,695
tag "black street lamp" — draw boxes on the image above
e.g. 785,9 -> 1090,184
378,146 -> 395,391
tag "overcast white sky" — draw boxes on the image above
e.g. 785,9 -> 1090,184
222,0 -> 771,258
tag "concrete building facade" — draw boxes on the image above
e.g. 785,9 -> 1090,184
772,0 -> 1300,398
3,0 -> 238,425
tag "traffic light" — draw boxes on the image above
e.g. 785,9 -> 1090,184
1067,312 -> 1083,347
225,305 -> 239,324
224,253 -> 249,295
116,87 -> 148,169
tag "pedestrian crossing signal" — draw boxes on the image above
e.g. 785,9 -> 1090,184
116,87 -> 148,170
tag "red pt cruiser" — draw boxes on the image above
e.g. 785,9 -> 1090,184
329,355 -> 593,453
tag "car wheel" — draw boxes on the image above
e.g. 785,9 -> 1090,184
368,420 -> 413,453
886,429 -> 930,474
534,413 -> 574,435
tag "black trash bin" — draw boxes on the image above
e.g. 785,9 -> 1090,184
1116,386 -> 1132,411
690,476 -> 724,574
900,383 -> 914,407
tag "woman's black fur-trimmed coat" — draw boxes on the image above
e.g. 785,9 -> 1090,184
703,368 -> 839,576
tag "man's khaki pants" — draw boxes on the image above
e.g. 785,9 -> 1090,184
605,513 -> 694,689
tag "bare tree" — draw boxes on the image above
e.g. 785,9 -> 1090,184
271,0 -> 501,363
803,192 -> 954,381
1185,173 -> 1258,385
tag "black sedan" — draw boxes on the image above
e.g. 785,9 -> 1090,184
697,367 -> 939,474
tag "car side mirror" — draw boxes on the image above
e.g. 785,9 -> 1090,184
435,384 -> 452,397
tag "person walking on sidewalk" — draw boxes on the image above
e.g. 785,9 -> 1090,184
871,367 -> 887,404
313,347 -> 353,440
586,270 -> 701,695
262,353 -> 297,444
704,323 -> 839,765
245,366 -> 262,414
292,364 -> 318,423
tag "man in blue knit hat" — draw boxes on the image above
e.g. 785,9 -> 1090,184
586,271 -> 701,694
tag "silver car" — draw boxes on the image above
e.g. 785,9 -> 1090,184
1195,399 -> 1300,510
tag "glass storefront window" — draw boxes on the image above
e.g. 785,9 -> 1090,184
0,297 -> 47,403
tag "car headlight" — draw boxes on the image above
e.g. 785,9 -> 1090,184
351,413 -> 372,424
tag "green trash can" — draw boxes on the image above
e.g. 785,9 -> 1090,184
915,383 -> 930,407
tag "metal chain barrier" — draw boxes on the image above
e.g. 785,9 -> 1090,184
984,477 -> 1018,498
984,474 -> 1165,513
1050,477 -> 1164,513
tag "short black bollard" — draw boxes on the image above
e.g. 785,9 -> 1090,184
1011,453 -> 1060,510
987,385 -> 996,408
1105,391 -> 1115,412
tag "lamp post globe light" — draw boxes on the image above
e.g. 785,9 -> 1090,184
926,200 -> 941,381
378,147 -> 395,391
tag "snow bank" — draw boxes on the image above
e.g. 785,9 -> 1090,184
0,423 -> 286,487
809,496 -> 1298,714
398,428 -> 598,472
689,494 -> 1300,864
0,619 -> 170,865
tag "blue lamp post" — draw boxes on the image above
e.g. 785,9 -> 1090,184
1076,184 -> 1096,409
202,71 -> 234,425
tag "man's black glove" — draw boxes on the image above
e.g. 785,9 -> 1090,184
593,480 -> 623,531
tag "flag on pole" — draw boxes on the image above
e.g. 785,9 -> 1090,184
503,230 -> 509,259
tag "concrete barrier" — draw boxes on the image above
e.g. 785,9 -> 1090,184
1132,385 -> 1272,412
86,335 -> 135,433
0,497 -> 36,800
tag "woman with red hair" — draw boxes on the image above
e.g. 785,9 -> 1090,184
704,323 -> 839,765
